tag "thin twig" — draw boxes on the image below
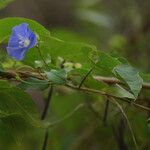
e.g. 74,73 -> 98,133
41,86 -> 53,150
111,98 -> 139,150
94,76 -> 150,89
102,98 -> 109,126
1,70 -> 150,89
42,129 -> 49,150
66,84 -> 150,112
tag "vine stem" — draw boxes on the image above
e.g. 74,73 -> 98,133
42,129 -> 49,150
0,70 -> 150,112
41,86 -> 53,150
41,86 -> 53,120
102,98 -> 109,126
1,70 -> 150,89
111,98 -> 139,150
66,84 -> 150,112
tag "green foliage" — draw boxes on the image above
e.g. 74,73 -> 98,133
0,80 -> 40,126
93,51 -> 143,99
18,77 -> 50,90
0,80 -> 42,142
1,115 -> 32,144
0,15 -> 149,149
0,17 -> 144,98
95,51 -> 121,73
113,85 -> 135,99
45,69 -> 67,85
113,64 -> 143,99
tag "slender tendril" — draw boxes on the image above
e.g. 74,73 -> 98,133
78,65 -> 95,89
48,103 -> 84,128
41,102 -> 84,150
36,45 -> 49,68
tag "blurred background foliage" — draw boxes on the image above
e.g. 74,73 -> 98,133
0,0 -> 150,149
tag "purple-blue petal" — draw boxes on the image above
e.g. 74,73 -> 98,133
12,23 -> 29,37
7,31 -> 20,48
28,32 -> 37,49
7,47 -> 28,61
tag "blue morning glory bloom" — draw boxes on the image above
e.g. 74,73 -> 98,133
7,23 -> 37,61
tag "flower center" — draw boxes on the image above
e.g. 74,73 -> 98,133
23,39 -> 30,47
18,35 -> 30,48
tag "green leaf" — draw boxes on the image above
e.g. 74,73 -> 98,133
0,0 -> 14,10
94,51 -> 143,99
45,69 -> 67,85
1,115 -> 32,144
25,36 -> 95,67
113,64 -> 143,99
114,84 -> 135,99
18,77 -> 49,90
0,80 -> 43,142
96,51 -> 121,72
45,37 -> 95,63
0,80 -> 41,127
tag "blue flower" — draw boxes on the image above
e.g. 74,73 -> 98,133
7,23 -> 37,61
